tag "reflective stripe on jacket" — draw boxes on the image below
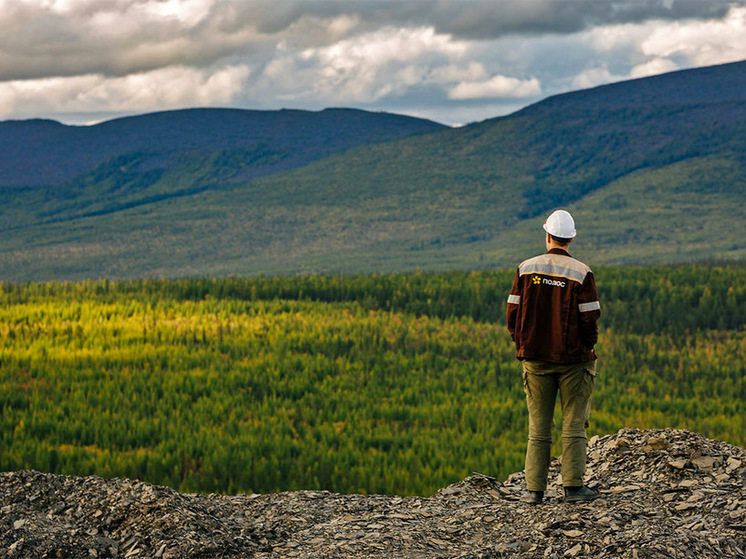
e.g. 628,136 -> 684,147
506,248 -> 600,363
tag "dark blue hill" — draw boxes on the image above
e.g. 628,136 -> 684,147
0,108 -> 446,189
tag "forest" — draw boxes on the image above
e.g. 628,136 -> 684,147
0,264 -> 744,496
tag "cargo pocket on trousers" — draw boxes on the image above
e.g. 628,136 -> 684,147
582,367 -> 596,428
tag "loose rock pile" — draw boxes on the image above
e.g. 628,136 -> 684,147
1,428 -> 744,558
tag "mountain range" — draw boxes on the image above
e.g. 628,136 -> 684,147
1,60 -> 745,281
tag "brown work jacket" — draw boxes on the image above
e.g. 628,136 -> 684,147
506,248 -> 600,364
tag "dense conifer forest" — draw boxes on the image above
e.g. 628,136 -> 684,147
0,265 -> 743,496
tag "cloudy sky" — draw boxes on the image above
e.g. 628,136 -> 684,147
2,0 -> 746,126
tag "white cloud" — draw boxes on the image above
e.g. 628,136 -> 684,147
326,14 -> 360,38
313,26 -> 466,72
428,62 -> 486,84
585,22 -> 644,53
259,26 -> 471,103
138,0 -> 215,27
0,64 -> 250,117
16,0 -> 216,27
567,5 -> 746,92
572,66 -> 626,90
640,6 -> 746,67
629,58 -> 679,79
449,75 -> 541,100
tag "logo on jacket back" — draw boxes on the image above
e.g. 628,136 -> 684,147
533,275 -> 566,288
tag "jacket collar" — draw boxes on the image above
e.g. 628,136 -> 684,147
547,247 -> 571,256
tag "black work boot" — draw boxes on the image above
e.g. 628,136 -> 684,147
563,486 -> 600,502
521,490 -> 544,505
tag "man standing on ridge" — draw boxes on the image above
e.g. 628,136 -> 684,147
506,209 -> 601,504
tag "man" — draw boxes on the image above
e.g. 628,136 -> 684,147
506,209 -> 601,504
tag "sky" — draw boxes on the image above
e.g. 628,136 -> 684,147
1,0 -> 746,127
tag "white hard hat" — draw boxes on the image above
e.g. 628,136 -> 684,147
543,209 -> 576,239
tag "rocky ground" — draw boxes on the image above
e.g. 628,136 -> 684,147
1,428 -> 744,558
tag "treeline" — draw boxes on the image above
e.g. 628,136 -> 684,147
0,264 -> 743,496
4,263 -> 744,332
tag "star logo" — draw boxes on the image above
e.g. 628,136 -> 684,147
532,276 -> 541,285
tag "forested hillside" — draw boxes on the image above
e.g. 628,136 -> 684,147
1,265 -> 743,496
1,60 -> 745,281
0,108 -> 444,189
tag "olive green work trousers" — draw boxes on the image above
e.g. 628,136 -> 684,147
522,359 -> 596,492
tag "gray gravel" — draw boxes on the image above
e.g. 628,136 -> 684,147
1,428 -> 744,558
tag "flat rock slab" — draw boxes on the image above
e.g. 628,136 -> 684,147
1,428 -> 745,558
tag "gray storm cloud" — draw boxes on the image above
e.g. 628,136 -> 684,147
304,0 -> 735,39
219,0 -> 736,39
0,0 -> 739,80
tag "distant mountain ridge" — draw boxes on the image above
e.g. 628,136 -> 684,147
0,108 -> 446,189
537,60 -> 746,108
465,59 -> 746,217
0,60 -> 745,281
